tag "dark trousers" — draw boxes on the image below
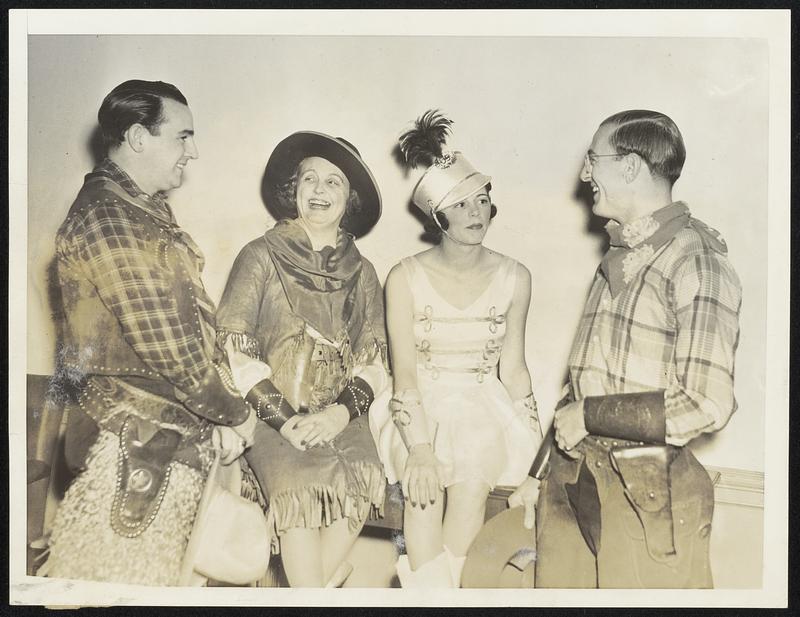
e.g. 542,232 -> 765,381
535,438 -> 714,588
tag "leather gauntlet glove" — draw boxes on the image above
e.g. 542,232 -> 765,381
583,391 -> 667,444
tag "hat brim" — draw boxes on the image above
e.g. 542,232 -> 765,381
461,506 -> 537,588
178,455 -> 270,587
262,131 -> 382,238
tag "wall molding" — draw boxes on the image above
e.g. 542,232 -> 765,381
706,465 -> 764,509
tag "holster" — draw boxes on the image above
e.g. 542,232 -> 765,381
110,415 -> 183,538
610,444 -> 680,562
78,375 -> 210,469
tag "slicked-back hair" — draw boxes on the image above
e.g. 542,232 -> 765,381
98,80 -> 188,152
600,110 -> 686,186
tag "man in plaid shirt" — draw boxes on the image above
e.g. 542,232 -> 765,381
511,110 -> 741,587
44,80 -> 256,585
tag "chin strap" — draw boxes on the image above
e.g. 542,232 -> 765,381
430,207 -> 482,246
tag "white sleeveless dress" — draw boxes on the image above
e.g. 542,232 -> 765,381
370,254 -> 539,489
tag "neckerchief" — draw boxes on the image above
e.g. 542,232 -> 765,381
601,202 -> 727,297
264,219 -> 365,349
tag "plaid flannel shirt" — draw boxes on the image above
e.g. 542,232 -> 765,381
568,215 -> 742,446
56,160 -> 248,426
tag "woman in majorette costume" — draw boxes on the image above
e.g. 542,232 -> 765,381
370,111 -> 544,588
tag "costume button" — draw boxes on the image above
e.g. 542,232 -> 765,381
595,460 -> 602,468
612,441 -> 618,447
600,440 -> 608,447
699,524 -> 711,538
648,491 -> 656,499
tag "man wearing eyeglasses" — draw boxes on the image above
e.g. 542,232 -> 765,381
512,110 -> 742,588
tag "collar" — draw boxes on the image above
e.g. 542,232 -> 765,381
600,202 -> 691,297
605,202 -> 690,249
86,159 -> 177,226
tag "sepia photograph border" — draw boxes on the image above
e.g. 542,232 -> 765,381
8,8 -> 791,608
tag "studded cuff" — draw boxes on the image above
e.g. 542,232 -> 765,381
245,378 -> 298,431
336,376 -> 374,421
583,391 -> 667,444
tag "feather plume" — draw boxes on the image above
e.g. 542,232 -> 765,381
399,109 -> 453,169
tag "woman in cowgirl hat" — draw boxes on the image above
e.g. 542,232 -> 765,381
370,111 -> 544,588
216,131 -> 388,587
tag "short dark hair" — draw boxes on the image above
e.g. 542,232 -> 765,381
275,160 -> 363,227
600,110 -> 686,186
97,80 -> 188,152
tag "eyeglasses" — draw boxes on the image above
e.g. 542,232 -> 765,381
584,151 -> 623,166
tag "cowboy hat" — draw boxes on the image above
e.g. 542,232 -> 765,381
460,506 -> 537,588
178,452 -> 271,586
262,131 -> 382,238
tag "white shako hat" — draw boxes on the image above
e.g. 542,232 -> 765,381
400,110 -> 491,215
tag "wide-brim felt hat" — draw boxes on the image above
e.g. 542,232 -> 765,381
460,506 -> 537,588
178,453 -> 271,586
262,131 -> 382,238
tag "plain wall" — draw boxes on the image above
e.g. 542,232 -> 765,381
27,34 -> 768,472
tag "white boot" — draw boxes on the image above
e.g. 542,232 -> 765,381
444,546 -> 466,588
396,551 -> 454,588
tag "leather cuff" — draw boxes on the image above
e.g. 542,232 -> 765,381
336,376 -> 374,421
245,378 -> 298,431
583,391 -> 667,444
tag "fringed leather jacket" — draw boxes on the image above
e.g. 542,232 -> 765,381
216,220 -> 388,412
